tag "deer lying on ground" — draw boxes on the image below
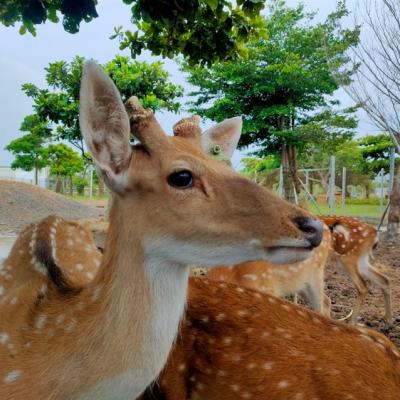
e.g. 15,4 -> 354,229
0,62 -> 323,400
320,215 -> 392,325
141,277 -> 400,400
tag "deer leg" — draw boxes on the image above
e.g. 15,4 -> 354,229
323,294 -> 332,317
348,272 -> 368,325
362,266 -> 392,327
302,270 -> 327,316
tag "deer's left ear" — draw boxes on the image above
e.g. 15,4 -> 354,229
201,116 -> 242,159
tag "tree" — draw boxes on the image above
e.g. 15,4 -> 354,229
19,55 -> 183,156
346,0 -> 400,239
0,0 -> 266,65
184,0 -> 359,202
357,134 -> 396,176
45,143 -> 84,193
4,114 -> 50,185
240,155 -> 280,189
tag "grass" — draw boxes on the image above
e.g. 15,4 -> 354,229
64,193 -> 386,219
308,203 -> 387,218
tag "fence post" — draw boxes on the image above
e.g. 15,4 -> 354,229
328,156 -> 336,215
89,167 -> 94,199
379,168 -> 385,212
278,165 -> 283,198
341,167 -> 346,210
389,147 -> 395,192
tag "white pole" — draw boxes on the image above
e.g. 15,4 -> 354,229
379,168 -> 385,211
89,167 -> 93,199
341,167 -> 346,210
389,147 -> 395,192
278,165 -> 283,198
328,156 -> 336,215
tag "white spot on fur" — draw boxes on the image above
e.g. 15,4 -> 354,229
0,333 -> 9,344
231,384 -> 240,392
56,314 -> 66,325
4,370 -> 21,383
65,319 -> 77,331
35,314 -> 47,329
178,363 -> 186,372
278,380 -> 290,389
223,337 -> 232,344
263,362 -> 273,370
216,313 -> 225,321
243,274 -> 258,281
10,297 -> 17,305
86,272 -> 94,280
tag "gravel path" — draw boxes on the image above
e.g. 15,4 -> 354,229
0,180 -> 104,234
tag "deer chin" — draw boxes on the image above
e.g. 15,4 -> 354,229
263,245 -> 313,264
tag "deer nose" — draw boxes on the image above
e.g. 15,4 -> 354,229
293,217 -> 323,248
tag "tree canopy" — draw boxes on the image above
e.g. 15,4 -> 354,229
1,0 -> 266,65
184,0 -> 359,201
19,55 -> 183,156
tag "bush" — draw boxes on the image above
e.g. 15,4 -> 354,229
73,176 -> 88,195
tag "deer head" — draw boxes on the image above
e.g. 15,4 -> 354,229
80,61 -> 323,267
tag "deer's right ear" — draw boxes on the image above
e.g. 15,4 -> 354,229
79,61 -> 132,192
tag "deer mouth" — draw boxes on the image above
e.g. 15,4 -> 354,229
263,241 -> 314,264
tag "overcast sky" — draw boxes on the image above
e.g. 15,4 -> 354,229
0,0 -> 376,168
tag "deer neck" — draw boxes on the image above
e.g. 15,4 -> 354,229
79,202 -> 190,399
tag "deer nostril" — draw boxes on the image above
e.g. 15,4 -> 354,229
293,217 -> 323,248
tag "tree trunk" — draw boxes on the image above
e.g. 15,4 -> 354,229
34,168 -> 38,185
281,144 -> 300,204
69,178 -> 74,196
55,177 -> 62,193
309,178 -> 314,196
98,176 -> 105,197
365,184 -> 370,199
385,164 -> 400,240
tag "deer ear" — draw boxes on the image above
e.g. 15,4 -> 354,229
202,116 -> 242,159
79,60 -> 132,191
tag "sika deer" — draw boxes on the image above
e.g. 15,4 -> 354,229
205,224 -> 332,316
142,278 -> 400,400
320,216 -> 392,325
0,61 -> 322,400
8,218 -> 399,400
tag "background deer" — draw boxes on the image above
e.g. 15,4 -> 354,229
0,61 -> 323,399
142,277 -> 400,400
203,223 -> 332,316
320,215 -> 392,325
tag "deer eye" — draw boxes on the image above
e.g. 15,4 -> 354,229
167,170 -> 194,189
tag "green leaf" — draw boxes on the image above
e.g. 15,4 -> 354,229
203,0 -> 219,11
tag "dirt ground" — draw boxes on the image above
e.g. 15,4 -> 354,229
0,180 -> 104,234
324,236 -> 400,347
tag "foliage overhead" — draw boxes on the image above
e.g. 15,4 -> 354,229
19,55 -> 183,155
184,0 -> 359,158
1,0 -> 266,64
112,0 -> 266,65
0,0 -> 98,35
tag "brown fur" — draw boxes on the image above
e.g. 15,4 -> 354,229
143,278 -> 400,400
